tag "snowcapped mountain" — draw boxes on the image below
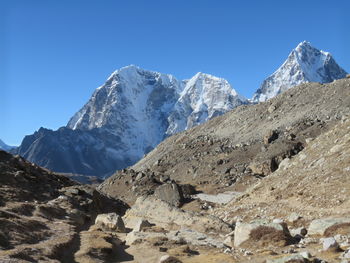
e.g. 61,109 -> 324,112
17,65 -> 245,178
67,65 -> 183,160
166,72 -> 246,135
0,139 -> 15,152
252,41 -> 347,102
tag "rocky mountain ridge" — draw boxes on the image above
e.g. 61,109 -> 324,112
16,65 -> 245,178
14,42 -> 347,180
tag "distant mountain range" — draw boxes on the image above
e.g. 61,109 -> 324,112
15,41 -> 347,178
0,139 -> 15,152
16,66 -> 246,178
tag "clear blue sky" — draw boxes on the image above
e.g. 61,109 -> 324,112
1,0 -> 349,145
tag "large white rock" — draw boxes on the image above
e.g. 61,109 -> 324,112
308,218 -> 350,236
133,218 -> 152,232
234,220 -> 292,248
95,213 -> 126,232
322,237 -> 339,251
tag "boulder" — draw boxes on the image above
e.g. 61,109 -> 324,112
248,161 -> 274,176
154,183 -> 184,207
290,227 -> 307,237
308,218 -> 350,236
341,249 -> 350,259
288,212 -> 302,223
95,213 -> 126,232
133,218 -> 152,232
234,220 -> 293,248
322,237 -> 339,251
224,236 -> 234,247
179,184 -> 196,199
264,130 -> 279,144
299,251 -> 312,260
92,189 -> 129,216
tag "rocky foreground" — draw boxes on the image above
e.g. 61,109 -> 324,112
1,77 -> 350,262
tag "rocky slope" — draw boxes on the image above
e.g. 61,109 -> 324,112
107,77 -> 350,192
2,77 -> 350,263
0,150 -> 128,262
252,41 -> 347,102
16,65 -> 245,178
95,77 -> 350,262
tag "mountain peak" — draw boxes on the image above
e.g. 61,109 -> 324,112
293,41 -> 330,62
252,42 -> 347,102
296,40 -> 312,49
194,72 -> 217,78
109,64 -> 142,79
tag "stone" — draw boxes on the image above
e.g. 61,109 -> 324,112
234,220 -> 292,248
224,236 -> 233,247
159,255 -> 182,263
92,190 -> 129,217
273,218 -> 285,224
264,130 -> 279,144
322,237 -> 339,251
265,254 -> 306,263
133,218 -> 152,232
268,105 -> 277,113
135,172 -> 145,181
300,237 -> 318,245
299,251 -> 312,259
167,229 -> 225,248
341,249 -> 350,259
159,174 -> 170,183
154,183 -> 184,207
308,218 -> 350,236
95,213 -> 126,232
290,227 -> 307,237
278,158 -> 291,171
248,161 -> 274,176
125,231 -> 167,246
179,184 -> 196,199
288,213 -> 302,223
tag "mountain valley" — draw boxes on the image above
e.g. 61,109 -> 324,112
1,41 -> 350,263
1,75 -> 350,262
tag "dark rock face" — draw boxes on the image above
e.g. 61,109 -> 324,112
16,127 -> 133,178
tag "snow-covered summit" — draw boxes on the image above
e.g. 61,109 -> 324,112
65,66 -> 244,175
166,72 -> 246,135
252,41 -> 347,102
